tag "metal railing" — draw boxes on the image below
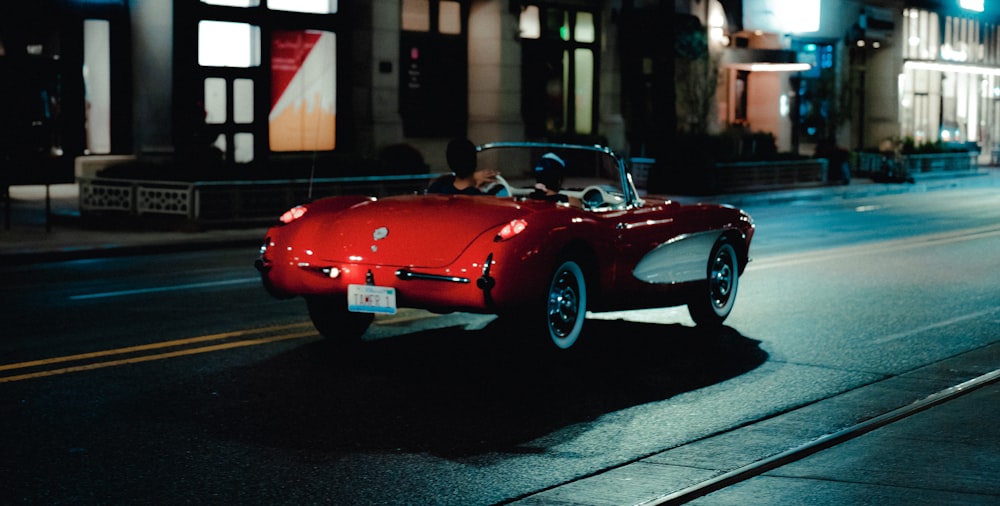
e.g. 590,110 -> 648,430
713,159 -> 828,190
854,151 -> 979,179
79,173 -> 442,223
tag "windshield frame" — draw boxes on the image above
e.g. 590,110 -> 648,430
476,141 -> 643,209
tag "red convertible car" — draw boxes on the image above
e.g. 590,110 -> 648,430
256,142 -> 754,350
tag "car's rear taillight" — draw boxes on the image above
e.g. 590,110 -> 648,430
495,219 -> 527,241
279,205 -> 307,224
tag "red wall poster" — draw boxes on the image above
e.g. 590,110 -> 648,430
270,29 -> 336,151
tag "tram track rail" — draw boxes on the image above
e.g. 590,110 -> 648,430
645,367 -> 1000,505
504,342 -> 1000,506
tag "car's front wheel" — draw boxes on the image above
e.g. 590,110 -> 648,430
687,239 -> 739,327
305,295 -> 374,344
543,260 -> 588,350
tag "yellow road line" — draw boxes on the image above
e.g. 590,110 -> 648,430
0,311 -> 449,383
0,322 -> 313,373
0,331 -> 316,384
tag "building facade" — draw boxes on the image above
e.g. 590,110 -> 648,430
2,1 -> 998,187
727,0 -> 1000,161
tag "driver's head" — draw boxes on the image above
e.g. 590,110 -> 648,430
446,138 -> 478,178
534,152 -> 566,191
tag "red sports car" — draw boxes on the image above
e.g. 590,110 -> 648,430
256,142 -> 754,350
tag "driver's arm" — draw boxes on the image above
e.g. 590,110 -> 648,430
473,168 -> 499,189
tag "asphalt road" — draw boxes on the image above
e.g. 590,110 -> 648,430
1,186 -> 998,504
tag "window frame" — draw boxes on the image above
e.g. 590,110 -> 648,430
519,3 -> 600,139
181,1 -> 348,169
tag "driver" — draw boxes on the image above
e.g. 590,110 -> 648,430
528,152 -> 581,207
427,138 -> 498,195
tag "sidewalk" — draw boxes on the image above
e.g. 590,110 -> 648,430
0,183 -> 267,264
515,343 -> 1000,505
689,374 -> 1000,505
3,169 -> 998,265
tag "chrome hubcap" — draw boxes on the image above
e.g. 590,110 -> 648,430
710,250 -> 734,309
548,271 -> 579,338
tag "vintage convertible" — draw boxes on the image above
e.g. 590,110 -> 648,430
256,142 -> 754,350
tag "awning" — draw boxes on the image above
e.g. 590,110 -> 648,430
721,48 -> 811,72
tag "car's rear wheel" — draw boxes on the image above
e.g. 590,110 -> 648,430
687,239 -> 739,327
305,295 -> 374,343
544,260 -> 588,350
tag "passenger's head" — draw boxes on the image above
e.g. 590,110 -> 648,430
534,152 -> 566,191
446,138 -> 478,178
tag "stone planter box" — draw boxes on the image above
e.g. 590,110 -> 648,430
78,174 -> 439,224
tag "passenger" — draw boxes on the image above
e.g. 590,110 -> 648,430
427,138 -> 498,195
528,152 -> 581,207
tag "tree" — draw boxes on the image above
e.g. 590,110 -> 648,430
674,15 -> 718,135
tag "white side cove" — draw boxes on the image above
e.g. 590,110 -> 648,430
632,230 -> 723,284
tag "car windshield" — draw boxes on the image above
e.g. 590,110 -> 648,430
476,143 -> 640,210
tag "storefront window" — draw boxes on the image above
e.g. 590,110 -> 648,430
900,8 -> 1000,151
234,132 -> 254,163
83,19 -> 111,154
403,0 -> 462,34
519,6 -> 540,39
201,0 -> 259,6
794,42 -> 836,143
233,78 -> 254,124
402,0 -> 431,31
190,0 -> 342,167
269,0 -> 337,14
198,21 -> 260,67
573,48 -> 593,133
574,12 -> 594,43
438,1 -> 461,35
204,77 -> 227,124
520,4 -> 599,137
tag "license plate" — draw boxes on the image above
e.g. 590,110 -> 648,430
347,284 -> 397,314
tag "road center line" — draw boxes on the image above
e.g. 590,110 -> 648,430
0,322 -> 313,374
0,331 -> 316,384
69,277 -> 260,300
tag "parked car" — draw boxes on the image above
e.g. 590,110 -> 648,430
255,142 -> 754,350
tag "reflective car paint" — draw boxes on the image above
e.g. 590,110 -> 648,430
256,142 -> 755,345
